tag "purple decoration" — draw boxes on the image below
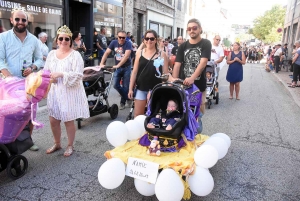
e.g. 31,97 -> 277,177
139,134 -> 151,146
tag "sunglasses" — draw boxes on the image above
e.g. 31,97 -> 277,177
58,37 -> 70,42
187,26 -> 198,31
118,36 -> 125,40
15,18 -> 27,23
215,39 -> 221,41
144,37 -> 156,41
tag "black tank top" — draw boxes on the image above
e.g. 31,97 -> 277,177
136,51 -> 163,91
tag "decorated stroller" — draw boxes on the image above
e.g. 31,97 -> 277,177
0,71 -> 52,179
206,61 -> 219,109
100,78 -> 231,200
76,66 -> 118,129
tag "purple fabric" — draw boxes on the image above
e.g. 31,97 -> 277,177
186,84 -> 201,119
0,77 -> 31,144
178,138 -> 186,148
160,146 -> 177,152
139,134 -> 151,146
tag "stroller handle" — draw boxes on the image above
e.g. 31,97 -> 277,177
101,66 -> 114,71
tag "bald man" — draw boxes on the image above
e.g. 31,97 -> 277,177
0,9 -> 43,151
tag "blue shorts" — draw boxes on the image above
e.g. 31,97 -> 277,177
135,89 -> 148,100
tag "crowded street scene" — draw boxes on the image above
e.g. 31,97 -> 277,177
0,0 -> 299,200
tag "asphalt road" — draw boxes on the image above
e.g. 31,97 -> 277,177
1,63 -> 300,201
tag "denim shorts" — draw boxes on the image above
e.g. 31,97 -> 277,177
135,89 -> 148,100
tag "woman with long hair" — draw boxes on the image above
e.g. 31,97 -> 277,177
128,30 -> 169,117
72,31 -> 86,59
226,42 -> 246,100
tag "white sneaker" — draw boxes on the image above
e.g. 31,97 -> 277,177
119,103 -> 125,110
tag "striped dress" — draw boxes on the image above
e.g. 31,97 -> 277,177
44,50 -> 89,122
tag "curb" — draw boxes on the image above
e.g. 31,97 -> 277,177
272,72 -> 300,108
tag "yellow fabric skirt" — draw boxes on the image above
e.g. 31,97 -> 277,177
104,134 -> 209,200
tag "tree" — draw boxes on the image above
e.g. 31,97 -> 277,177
252,5 -> 285,43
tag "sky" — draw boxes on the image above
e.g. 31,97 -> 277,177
222,0 -> 288,25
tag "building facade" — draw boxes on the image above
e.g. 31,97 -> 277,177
282,0 -> 300,57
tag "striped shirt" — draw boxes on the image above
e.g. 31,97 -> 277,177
0,29 -> 43,78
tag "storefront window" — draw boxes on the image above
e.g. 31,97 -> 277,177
94,0 -> 123,43
0,1 -> 63,50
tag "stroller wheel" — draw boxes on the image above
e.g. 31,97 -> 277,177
6,155 -> 28,180
77,118 -> 82,129
216,92 -> 219,104
109,104 -> 118,119
208,100 -> 212,109
126,115 -> 132,122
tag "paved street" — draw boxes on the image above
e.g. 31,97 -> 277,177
1,63 -> 300,201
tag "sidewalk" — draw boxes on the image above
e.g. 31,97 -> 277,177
267,66 -> 300,108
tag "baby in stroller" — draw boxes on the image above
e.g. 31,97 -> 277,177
206,71 -> 213,82
147,99 -> 181,130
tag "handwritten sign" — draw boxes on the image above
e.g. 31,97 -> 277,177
126,157 -> 159,184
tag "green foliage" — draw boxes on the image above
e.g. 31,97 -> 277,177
252,5 -> 285,43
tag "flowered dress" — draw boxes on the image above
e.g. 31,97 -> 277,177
44,50 -> 89,122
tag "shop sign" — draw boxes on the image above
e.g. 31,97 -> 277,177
115,23 -> 122,28
104,18 -> 114,22
0,1 -> 62,15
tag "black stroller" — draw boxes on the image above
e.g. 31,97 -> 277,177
76,66 -> 118,129
140,80 -> 201,151
206,61 -> 219,109
0,124 -> 33,179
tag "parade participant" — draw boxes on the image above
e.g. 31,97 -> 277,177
44,25 -> 89,157
38,32 -> 49,69
211,35 -> 224,78
100,30 -> 132,110
128,29 -> 169,117
172,18 -> 212,133
226,42 -> 246,100
72,31 -> 86,60
0,8 -> 43,151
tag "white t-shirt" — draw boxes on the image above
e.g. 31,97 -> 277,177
274,48 -> 282,56
211,45 -> 224,67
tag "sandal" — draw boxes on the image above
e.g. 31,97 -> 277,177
64,146 -> 74,157
288,85 -> 296,88
46,143 -> 61,154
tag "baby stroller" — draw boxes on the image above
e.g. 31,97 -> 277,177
76,66 -> 118,129
141,79 -> 202,151
0,124 -> 33,180
206,61 -> 219,109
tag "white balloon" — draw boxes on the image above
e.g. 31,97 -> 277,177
194,145 -> 219,168
98,158 -> 125,189
106,121 -> 128,147
125,120 -> 144,140
211,133 -> 231,148
134,178 -> 155,196
188,166 -> 214,196
155,169 -> 184,201
134,115 -> 147,133
204,137 -> 228,159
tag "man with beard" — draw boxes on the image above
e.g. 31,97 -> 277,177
172,18 -> 211,133
0,8 -> 43,151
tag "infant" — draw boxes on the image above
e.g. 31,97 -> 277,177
206,72 -> 213,82
147,99 -> 181,130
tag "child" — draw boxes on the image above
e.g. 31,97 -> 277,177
147,99 -> 181,130
206,71 -> 213,82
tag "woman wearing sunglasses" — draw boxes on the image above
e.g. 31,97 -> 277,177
43,25 -> 89,157
128,30 -> 170,117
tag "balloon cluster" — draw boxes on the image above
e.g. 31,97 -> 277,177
99,131 -> 231,200
105,115 -> 146,147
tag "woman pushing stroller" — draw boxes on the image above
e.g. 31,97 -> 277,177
128,30 -> 173,117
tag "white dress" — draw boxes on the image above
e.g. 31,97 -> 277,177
44,50 -> 89,122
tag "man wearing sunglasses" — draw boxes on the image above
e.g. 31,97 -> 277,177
172,18 -> 212,133
0,9 -> 43,151
211,35 -> 224,79
100,30 -> 132,110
